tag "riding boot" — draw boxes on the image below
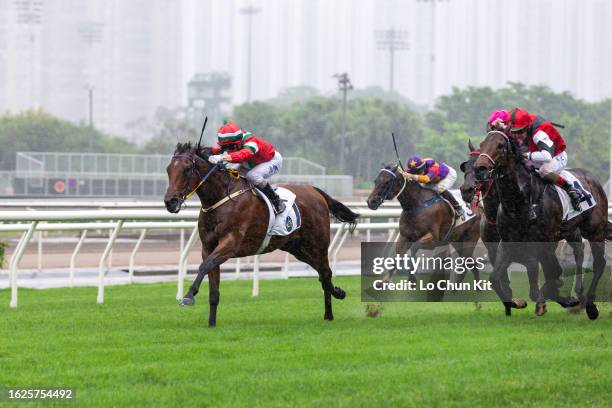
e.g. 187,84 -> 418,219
260,183 -> 286,214
440,190 -> 465,220
542,172 -> 582,211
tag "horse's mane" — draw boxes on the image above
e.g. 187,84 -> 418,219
173,142 -> 212,161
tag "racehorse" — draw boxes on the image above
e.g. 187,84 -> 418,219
164,143 -> 359,327
471,130 -> 609,319
460,140 -> 585,316
366,164 -> 482,284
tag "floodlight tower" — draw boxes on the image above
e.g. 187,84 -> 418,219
375,28 -> 409,93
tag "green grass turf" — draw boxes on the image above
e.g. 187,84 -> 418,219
0,277 -> 610,408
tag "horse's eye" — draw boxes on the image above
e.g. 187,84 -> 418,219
497,143 -> 505,149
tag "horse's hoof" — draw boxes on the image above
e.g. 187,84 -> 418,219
535,302 -> 547,316
512,298 -> 528,309
585,303 -> 599,320
324,314 -> 334,321
179,297 -> 195,307
208,322 -> 217,328
333,287 -> 346,300
558,297 -> 580,308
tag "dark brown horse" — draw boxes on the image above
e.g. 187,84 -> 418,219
472,130 -> 609,319
164,143 -> 359,327
460,141 -> 585,316
366,164 -> 482,283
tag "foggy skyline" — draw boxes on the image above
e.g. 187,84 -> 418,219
1,0 -> 611,139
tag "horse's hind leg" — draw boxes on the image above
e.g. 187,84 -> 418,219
288,247 -> 344,321
584,240 -> 605,320
567,238 -> 585,304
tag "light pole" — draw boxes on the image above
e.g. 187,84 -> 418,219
333,73 -> 353,174
609,100 -> 612,197
375,28 -> 409,93
240,5 -> 260,103
417,0 -> 449,106
15,0 -> 43,108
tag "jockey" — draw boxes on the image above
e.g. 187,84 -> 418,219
507,108 -> 582,211
404,156 -> 466,220
208,120 -> 286,214
487,110 -> 509,131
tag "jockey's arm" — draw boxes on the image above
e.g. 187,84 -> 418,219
210,145 -> 222,154
415,168 -> 437,184
527,130 -> 554,163
228,147 -> 255,163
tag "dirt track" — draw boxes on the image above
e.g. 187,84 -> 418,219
4,230 -> 379,270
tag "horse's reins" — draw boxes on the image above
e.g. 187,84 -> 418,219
380,167 -> 409,202
173,153 -> 252,212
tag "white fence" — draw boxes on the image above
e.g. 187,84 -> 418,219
0,208 -> 402,309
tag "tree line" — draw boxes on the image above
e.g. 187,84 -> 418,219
2,83 -> 609,184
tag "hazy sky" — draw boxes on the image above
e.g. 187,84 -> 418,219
1,0 -> 610,137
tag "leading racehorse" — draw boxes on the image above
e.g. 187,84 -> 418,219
164,143 -> 359,327
471,130 -> 609,319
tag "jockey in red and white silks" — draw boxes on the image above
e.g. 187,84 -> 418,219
209,121 -> 286,214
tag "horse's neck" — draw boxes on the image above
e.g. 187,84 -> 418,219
495,164 -> 531,216
194,166 -> 248,208
396,179 -> 434,210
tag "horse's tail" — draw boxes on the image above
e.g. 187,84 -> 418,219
313,187 -> 359,231
606,221 -> 612,241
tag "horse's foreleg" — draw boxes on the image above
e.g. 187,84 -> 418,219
180,234 -> 240,327
490,243 -> 516,315
208,266 -> 220,327
523,259 -> 546,316
383,236 -> 412,284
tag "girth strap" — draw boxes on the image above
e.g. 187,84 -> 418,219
201,188 -> 254,213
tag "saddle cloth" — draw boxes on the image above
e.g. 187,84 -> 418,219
255,186 -> 301,254
553,170 -> 596,222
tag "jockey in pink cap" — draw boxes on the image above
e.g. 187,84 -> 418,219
487,110 -> 509,131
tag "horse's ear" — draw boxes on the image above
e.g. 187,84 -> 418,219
468,139 -> 475,152
460,161 -> 467,172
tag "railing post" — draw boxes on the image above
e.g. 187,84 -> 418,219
69,229 -> 88,287
97,220 -> 124,304
129,229 -> 147,284
252,255 -> 260,297
37,231 -> 43,272
9,221 -> 38,308
177,225 -> 199,300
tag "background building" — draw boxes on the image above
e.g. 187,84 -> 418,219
0,0 -> 610,138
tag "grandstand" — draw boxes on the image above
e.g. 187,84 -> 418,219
7,151 -> 353,197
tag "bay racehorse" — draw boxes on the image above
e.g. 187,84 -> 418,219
472,130 -> 610,319
164,143 -> 359,327
366,164 -> 481,284
460,140 -> 585,316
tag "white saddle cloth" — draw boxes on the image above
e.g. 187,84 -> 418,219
553,170 -> 596,221
255,186 -> 301,254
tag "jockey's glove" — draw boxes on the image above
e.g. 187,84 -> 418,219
208,155 -> 223,164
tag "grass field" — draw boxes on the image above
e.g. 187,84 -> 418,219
1,277 -> 611,407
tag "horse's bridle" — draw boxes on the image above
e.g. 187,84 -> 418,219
172,153 -> 222,205
379,166 -> 409,202
475,130 -> 510,182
